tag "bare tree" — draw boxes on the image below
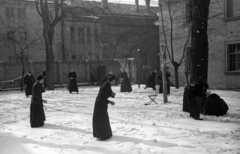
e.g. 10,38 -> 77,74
4,26 -> 42,91
158,0 -> 191,88
35,0 -> 65,90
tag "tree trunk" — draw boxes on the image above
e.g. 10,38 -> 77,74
190,0 -> 210,83
20,56 -> 25,92
173,64 -> 179,89
43,25 -> 55,90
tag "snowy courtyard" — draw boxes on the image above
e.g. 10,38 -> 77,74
0,85 -> 240,154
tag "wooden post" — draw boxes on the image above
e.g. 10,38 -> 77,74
159,0 -> 168,103
162,45 -> 168,103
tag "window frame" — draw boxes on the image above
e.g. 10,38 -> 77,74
6,7 -> 14,18
224,0 -> 240,21
225,41 -> 240,74
18,8 -> 26,18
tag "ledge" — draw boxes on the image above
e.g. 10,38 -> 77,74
224,16 -> 240,22
224,71 -> 240,75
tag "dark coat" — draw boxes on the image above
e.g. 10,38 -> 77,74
119,71 -> 132,92
42,71 -> 47,88
145,72 -> 157,90
100,74 -> 110,86
183,86 -> 190,112
68,72 -> 78,93
203,94 -> 229,116
93,82 -> 115,139
30,82 -> 45,127
166,71 -> 171,94
188,85 -> 200,118
157,71 -> 170,94
24,74 -> 35,96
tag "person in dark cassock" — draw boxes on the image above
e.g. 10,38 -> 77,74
145,69 -> 158,90
24,71 -> 35,97
119,68 -> 132,92
100,71 -> 113,86
42,68 -> 47,89
186,81 -> 209,120
30,75 -> 47,128
166,67 -> 171,95
68,69 -> 78,94
183,82 -> 209,113
183,85 -> 191,112
93,74 -> 116,140
155,70 -> 163,93
203,93 -> 229,116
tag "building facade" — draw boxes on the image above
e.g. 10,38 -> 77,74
0,0 -> 159,86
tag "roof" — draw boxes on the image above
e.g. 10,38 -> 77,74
67,0 -> 159,17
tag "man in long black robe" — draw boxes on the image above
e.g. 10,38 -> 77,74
30,75 -> 46,128
183,85 -> 191,112
42,68 -> 46,91
93,75 -> 116,140
24,72 -> 35,97
119,68 -> 132,92
68,69 -> 78,93
145,70 -> 157,90
166,67 -> 171,95
100,71 -> 113,86
187,81 -> 208,120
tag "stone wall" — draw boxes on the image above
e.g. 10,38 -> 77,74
0,59 -> 137,89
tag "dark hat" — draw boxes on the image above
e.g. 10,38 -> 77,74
37,75 -> 44,81
108,74 -> 116,82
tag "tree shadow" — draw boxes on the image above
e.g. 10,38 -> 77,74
42,123 -> 91,134
108,135 -> 195,149
0,132 -> 125,154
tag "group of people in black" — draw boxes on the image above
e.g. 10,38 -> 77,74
183,80 -> 229,120
27,66 -> 229,142
24,68 -> 46,98
28,67 -> 132,141
145,67 -> 171,95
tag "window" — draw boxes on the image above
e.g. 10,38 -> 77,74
185,0 -> 192,24
227,43 -> 240,71
226,0 -> 240,18
123,36 -> 130,44
6,7 -> 14,18
70,27 -> 75,42
78,27 -> 84,42
7,31 -> 14,39
71,54 -> 76,60
18,8 -> 26,18
49,8 -> 54,21
19,31 -> 27,41
94,28 -> 99,43
102,30 -> 108,43
87,28 -> 91,43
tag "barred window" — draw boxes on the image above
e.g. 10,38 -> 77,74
70,27 -> 75,42
78,27 -> 84,42
6,7 -> 14,18
227,43 -> 240,71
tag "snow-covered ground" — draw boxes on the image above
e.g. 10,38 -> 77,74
0,85 -> 240,154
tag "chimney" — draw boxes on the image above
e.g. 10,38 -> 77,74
145,0 -> 150,12
102,0 -> 108,9
135,0 -> 139,11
